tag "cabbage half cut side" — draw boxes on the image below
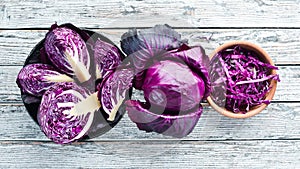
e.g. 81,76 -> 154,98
94,39 -> 123,80
44,26 -> 91,83
97,68 -> 134,122
16,64 -> 73,97
38,82 -> 100,144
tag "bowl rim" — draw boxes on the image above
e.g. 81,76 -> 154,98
207,40 -> 278,118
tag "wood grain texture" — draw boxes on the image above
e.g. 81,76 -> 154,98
0,140 -> 299,168
0,65 -> 294,103
0,0 -> 299,28
1,29 -> 300,66
1,103 -> 299,141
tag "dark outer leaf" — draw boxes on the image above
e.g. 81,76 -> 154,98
120,24 -> 187,89
126,100 -> 202,138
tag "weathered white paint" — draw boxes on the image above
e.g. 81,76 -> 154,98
0,0 -> 299,28
0,103 -> 299,141
1,29 -> 300,65
0,140 -> 299,168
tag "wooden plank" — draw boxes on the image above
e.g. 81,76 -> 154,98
1,103 -> 299,141
0,0 -> 300,28
0,65 -> 296,103
0,66 -> 22,103
1,29 -> 300,66
0,140 -> 299,168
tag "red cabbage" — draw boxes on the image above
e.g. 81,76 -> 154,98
126,100 -> 202,138
209,45 -> 280,113
121,24 -> 187,89
16,64 -> 73,97
94,39 -> 123,79
44,26 -> 91,83
121,25 -> 209,137
97,67 -> 134,121
38,82 -> 100,144
17,23 -> 130,144
166,45 -> 211,99
142,60 -> 205,112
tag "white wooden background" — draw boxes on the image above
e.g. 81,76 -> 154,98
0,0 -> 300,168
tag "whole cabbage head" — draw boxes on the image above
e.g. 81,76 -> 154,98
121,25 -> 210,138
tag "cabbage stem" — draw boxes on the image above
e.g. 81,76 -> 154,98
68,93 -> 100,117
107,97 -> 125,121
95,64 -> 102,79
65,52 -> 91,83
44,74 -> 73,82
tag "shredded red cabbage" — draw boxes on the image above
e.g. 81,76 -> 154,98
210,45 -> 280,113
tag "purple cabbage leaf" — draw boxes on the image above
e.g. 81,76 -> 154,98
142,60 -> 205,112
126,59 -> 205,137
165,45 -> 211,99
126,100 -> 202,138
120,24 -> 187,89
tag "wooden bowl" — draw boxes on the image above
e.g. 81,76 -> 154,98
207,41 -> 278,118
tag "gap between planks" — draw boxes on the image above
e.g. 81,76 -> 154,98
2,27 -> 300,30
1,138 -> 300,143
2,100 -> 300,106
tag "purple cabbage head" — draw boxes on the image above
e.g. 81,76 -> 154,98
44,26 -> 91,82
16,63 -> 73,97
38,82 -> 96,144
121,25 -> 210,138
142,60 -> 205,112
